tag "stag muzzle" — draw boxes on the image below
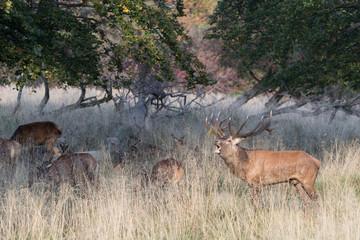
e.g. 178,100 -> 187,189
214,139 -> 221,154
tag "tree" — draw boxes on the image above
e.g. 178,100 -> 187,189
208,0 -> 360,117
0,0 -> 213,113
0,0 -> 101,86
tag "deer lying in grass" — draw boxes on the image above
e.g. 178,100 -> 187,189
137,158 -> 184,188
37,153 -> 99,190
127,138 -> 165,158
0,138 -> 22,184
206,112 -> 321,212
11,121 -> 63,160
51,137 -> 124,165
151,158 -> 184,185
171,134 -> 202,160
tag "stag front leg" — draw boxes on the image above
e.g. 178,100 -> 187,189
251,187 -> 261,211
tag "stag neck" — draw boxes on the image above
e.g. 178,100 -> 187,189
219,145 -> 249,180
235,146 -> 250,163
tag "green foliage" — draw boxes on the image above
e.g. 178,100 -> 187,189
0,0 -> 101,87
0,0 -> 213,89
208,0 -> 360,94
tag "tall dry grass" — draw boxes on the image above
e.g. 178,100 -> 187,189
1,85 -> 360,239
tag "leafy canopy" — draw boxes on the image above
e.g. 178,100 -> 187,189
208,0 -> 360,94
0,0 -> 213,88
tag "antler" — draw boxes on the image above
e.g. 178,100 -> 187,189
205,114 -> 229,137
231,111 -> 277,138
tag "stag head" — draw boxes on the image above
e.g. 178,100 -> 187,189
206,112 -> 277,156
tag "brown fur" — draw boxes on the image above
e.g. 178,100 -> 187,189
151,158 -> 184,185
0,138 -> 22,183
214,135 -> 320,211
38,153 -> 99,189
11,121 -> 63,158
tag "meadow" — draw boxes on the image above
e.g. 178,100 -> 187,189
1,85 -> 360,239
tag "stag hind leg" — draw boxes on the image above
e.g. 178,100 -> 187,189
302,184 -> 318,201
291,180 -> 316,213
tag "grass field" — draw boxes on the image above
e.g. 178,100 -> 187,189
1,85 -> 360,239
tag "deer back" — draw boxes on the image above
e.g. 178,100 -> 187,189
40,153 -> 98,186
128,142 -> 165,159
151,158 -> 184,184
171,134 -> 203,160
11,121 -> 62,146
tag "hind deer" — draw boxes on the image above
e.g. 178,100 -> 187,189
206,112 -> 321,212
0,138 -> 22,184
11,121 -> 63,159
151,158 -> 184,185
37,153 -> 99,190
171,133 -> 202,160
126,137 -> 165,161
11,121 -> 64,186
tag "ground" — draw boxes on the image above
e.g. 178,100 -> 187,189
0,85 -> 359,239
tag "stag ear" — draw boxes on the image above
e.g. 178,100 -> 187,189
232,137 -> 243,145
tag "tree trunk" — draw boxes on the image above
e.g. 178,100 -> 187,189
132,93 -> 149,130
77,84 -> 86,104
12,85 -> 25,115
264,90 -> 285,109
38,75 -> 50,114
233,84 -> 266,107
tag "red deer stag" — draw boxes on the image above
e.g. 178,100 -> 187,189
0,138 -> 22,184
11,121 -> 63,159
206,112 -> 321,212
151,158 -> 184,185
37,153 -> 99,189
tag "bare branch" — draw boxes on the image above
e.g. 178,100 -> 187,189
52,84 -> 113,116
248,70 -> 261,83
251,86 -> 360,120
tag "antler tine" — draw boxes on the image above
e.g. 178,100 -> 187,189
215,115 -> 229,136
218,115 -> 229,125
228,117 -> 233,135
205,115 -> 229,137
205,113 -> 215,130
262,111 -> 277,135
237,111 -> 277,138
205,117 -> 215,131
233,116 -> 249,136
235,116 -> 264,138
266,126 -> 278,135
205,116 -> 210,130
